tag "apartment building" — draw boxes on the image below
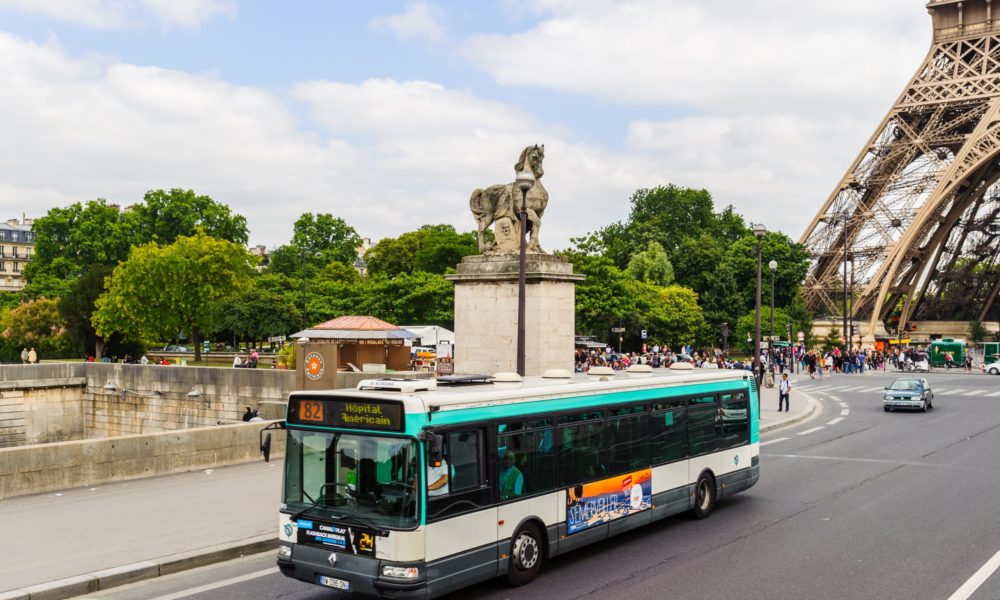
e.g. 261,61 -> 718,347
0,217 -> 35,292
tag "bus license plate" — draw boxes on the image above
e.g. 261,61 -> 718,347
319,575 -> 350,590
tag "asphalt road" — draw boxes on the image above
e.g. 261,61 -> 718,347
82,370 -> 1000,600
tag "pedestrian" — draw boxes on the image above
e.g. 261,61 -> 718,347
778,373 -> 791,412
242,406 -> 254,422
140,355 -> 149,365
20,348 -> 28,364
27,347 -> 37,364
233,354 -> 243,368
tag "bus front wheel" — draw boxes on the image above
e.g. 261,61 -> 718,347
692,472 -> 716,519
506,523 -> 543,586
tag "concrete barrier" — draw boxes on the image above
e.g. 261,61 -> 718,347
0,420 -> 285,500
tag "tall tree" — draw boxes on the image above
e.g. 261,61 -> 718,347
129,188 -> 249,245
93,233 -> 256,362
0,298 -> 75,361
625,241 -> 675,286
219,288 -> 303,346
291,213 -> 362,267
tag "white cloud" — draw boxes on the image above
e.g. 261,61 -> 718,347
370,1 -> 445,42
460,0 -> 929,240
0,0 -> 235,29
0,0 -> 937,253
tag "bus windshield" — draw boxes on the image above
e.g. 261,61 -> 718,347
283,429 -> 419,529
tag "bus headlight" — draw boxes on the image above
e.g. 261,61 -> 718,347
382,566 -> 420,579
278,545 -> 292,559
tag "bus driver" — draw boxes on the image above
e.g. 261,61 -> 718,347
427,457 -> 449,497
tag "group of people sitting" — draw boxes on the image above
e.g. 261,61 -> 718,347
233,349 -> 260,368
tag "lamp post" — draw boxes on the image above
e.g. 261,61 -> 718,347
515,169 -> 535,376
839,212 -> 850,354
752,223 -> 767,387
769,259 -> 777,374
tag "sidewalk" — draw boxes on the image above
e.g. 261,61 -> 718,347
757,373 -> 819,433
0,460 -> 283,600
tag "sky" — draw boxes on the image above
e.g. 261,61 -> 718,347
0,0 -> 930,251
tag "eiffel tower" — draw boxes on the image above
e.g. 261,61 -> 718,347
801,0 -> 1000,342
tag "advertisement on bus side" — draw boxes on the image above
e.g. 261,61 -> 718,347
566,468 -> 652,535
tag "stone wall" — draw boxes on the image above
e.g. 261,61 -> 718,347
82,363 -> 295,436
0,420 -> 286,499
0,365 -> 88,448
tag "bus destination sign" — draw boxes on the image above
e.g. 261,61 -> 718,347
289,397 -> 405,432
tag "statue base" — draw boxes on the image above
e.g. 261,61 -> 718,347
445,254 -> 584,377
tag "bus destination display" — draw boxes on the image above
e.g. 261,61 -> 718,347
290,397 -> 404,431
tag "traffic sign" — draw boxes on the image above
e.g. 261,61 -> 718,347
641,329 -> 647,340
763,335 -> 782,341
611,327 -> 626,333
797,331 -> 805,341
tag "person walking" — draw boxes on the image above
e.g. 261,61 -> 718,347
778,373 -> 791,412
20,348 -> 28,364
27,348 -> 37,364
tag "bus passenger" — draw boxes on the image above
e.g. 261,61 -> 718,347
427,458 -> 449,497
499,450 -> 524,500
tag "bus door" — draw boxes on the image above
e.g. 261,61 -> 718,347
424,427 -> 497,595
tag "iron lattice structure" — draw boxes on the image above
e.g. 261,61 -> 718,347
801,0 -> 1000,340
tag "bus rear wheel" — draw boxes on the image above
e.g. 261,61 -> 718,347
506,523 -> 543,586
692,472 -> 716,519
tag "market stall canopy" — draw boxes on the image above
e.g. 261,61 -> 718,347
292,315 -> 418,341
403,325 -> 454,346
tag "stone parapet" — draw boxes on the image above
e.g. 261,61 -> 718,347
446,253 -> 586,283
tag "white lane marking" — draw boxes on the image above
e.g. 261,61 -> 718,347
760,438 -> 789,446
948,389 -> 968,395
797,427 -> 825,436
838,402 -> 849,409
151,567 -> 279,600
861,386 -> 884,392
946,546 -> 1000,600
823,386 -> 845,391
840,408 -> 850,416
986,390 -> 1000,397
765,453 -> 964,468
827,417 -> 844,425
961,390 -> 982,396
839,386 -> 862,392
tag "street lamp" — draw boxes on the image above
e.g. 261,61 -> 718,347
838,212 -> 850,354
515,168 -> 535,376
752,223 -> 767,387
769,259 -> 777,374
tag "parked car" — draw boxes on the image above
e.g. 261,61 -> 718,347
983,356 -> 1000,375
883,378 -> 934,412
161,345 -> 188,352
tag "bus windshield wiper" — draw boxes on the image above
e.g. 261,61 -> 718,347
290,484 -> 330,522
332,513 -> 389,536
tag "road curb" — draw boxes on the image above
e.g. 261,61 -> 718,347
760,389 -> 820,434
0,535 -> 277,600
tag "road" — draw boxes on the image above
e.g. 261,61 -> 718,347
82,370 -> 1000,600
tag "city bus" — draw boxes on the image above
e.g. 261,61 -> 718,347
273,367 -> 760,598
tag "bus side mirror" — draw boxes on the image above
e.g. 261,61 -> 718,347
420,430 -> 444,467
261,432 -> 272,463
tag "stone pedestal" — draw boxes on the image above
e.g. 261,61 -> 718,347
445,254 -> 584,376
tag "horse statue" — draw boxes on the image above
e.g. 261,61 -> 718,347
470,144 -> 548,255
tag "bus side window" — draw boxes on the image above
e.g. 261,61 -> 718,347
719,392 -> 749,448
446,430 -> 481,493
650,398 -> 687,465
498,428 -> 556,500
558,419 -> 606,485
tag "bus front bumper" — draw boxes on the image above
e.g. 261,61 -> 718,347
277,544 -> 427,599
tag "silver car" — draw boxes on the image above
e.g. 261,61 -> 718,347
883,378 -> 934,412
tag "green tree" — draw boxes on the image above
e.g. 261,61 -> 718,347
58,264 -> 113,357
219,288 -> 303,346
291,213 -> 362,267
0,298 -> 75,360
723,231 -> 810,311
625,241 -> 675,286
969,320 -> 988,343
561,251 -> 639,338
645,285 -> 706,350
24,200 -> 137,296
822,327 -> 842,353
93,233 -> 256,362
360,272 -> 455,328
129,188 -> 249,245
735,307 -> 792,353
364,225 -> 478,277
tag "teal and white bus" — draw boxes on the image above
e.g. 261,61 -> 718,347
274,367 -> 760,598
